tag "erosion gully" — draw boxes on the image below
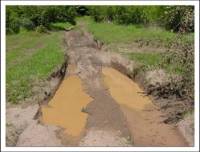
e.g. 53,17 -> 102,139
40,29 -> 187,146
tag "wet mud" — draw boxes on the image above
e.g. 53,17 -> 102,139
102,67 -> 188,146
42,75 -> 92,137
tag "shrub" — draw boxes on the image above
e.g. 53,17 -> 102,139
6,6 -> 78,33
21,18 -> 35,30
88,6 -> 194,33
76,6 -> 89,16
9,18 -> 20,33
160,6 -> 194,33
161,35 -> 194,100
36,25 -> 47,33
89,6 -> 149,25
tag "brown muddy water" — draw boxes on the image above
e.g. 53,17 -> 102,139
102,67 -> 187,146
42,75 -> 92,137
102,67 -> 152,111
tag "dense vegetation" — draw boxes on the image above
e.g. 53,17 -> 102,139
6,6 -> 194,34
6,6 -> 194,103
6,6 -> 77,34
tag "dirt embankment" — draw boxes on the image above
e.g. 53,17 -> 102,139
6,28 -> 193,147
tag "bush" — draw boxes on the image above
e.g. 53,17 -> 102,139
76,6 -> 89,16
6,6 -> 194,34
160,6 -> 194,33
6,6 -> 78,33
9,18 -> 20,33
88,6 -> 194,33
36,25 -> 47,33
161,35 -> 194,100
89,6 -> 149,25
116,7 -> 149,25
21,18 -> 35,30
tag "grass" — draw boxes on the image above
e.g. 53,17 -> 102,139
6,29 -> 65,104
125,52 -> 162,68
50,22 -> 74,31
125,52 -> 184,75
78,16 -> 194,45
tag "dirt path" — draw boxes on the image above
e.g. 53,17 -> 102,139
6,28 -> 188,147
64,30 -> 132,146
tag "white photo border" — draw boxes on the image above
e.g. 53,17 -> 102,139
1,1 -> 199,151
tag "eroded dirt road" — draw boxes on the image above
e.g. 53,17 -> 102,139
6,28 -> 188,147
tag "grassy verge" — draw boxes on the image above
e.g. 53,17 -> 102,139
6,29 -> 65,104
78,16 -> 194,45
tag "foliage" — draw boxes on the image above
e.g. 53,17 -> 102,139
88,6 -> 194,33
6,7 -> 21,33
36,25 -> 47,33
159,6 -> 194,32
21,18 -> 35,31
89,6 -> 149,25
9,18 -> 20,33
76,6 -> 89,16
161,34 -> 194,99
6,6 -> 77,33
6,6 -> 194,33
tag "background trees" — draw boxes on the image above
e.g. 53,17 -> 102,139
88,6 -> 194,33
6,6 -> 77,33
6,6 -> 194,34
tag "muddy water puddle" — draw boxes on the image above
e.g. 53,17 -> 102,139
42,75 -> 92,137
102,67 -> 187,146
102,67 -> 152,111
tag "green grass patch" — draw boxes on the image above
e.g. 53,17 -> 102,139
126,52 -> 162,68
77,16 -> 194,45
6,31 -> 65,104
50,22 -> 73,31
125,52 -> 184,75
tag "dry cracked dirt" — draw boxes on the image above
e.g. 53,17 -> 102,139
6,28 -> 192,147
